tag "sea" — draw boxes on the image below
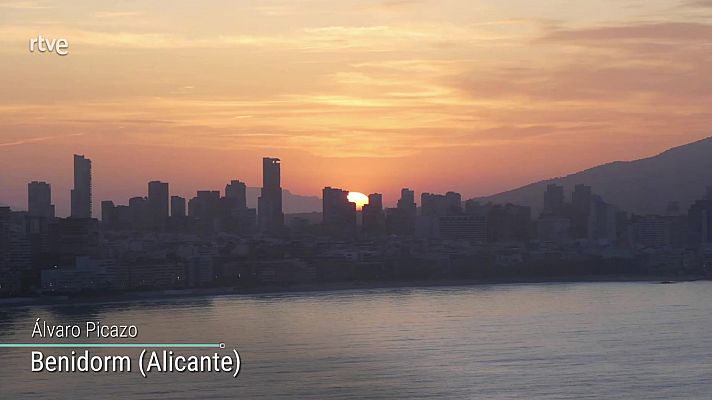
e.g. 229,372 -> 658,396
1,281 -> 711,399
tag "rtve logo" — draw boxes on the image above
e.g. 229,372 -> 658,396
29,35 -> 69,56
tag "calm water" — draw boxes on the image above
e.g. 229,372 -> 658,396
1,281 -> 711,399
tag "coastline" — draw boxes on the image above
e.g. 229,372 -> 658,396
1,274 -> 708,308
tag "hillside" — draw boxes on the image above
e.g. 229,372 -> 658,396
475,136 -> 712,215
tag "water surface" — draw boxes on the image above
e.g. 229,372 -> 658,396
1,281 -> 711,399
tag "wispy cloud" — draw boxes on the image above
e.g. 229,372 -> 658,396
94,11 -> 143,18
682,0 -> 712,8
542,22 -> 712,43
0,133 -> 84,147
0,1 -> 53,10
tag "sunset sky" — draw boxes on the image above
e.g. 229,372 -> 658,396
1,0 -> 711,216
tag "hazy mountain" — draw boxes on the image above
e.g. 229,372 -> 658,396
246,187 -> 321,214
475,136 -> 712,215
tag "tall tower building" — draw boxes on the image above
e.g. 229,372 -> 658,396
148,181 -> 169,226
28,181 -> 55,218
258,158 -> 284,233
70,154 -> 92,218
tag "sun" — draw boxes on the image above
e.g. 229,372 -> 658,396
347,191 -> 369,210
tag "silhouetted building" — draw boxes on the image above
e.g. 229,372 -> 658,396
387,188 -> 417,235
437,215 -> 487,242
221,181 -> 256,234
101,200 -> 115,225
629,215 -> 686,249
421,192 -> 462,217
689,199 -> 712,249
543,183 -> 565,216
418,191 -> 464,238
49,217 -> 100,267
570,184 -> 591,239
0,208 -> 32,295
128,196 -> 150,230
70,154 -> 92,218
537,216 -> 570,243
225,180 -> 247,209
258,158 -> 284,233
588,195 -> 617,242
189,190 -> 221,231
101,200 -> 141,230
0,207 -> 12,293
28,181 -> 55,219
322,187 -> 356,236
233,207 -> 257,234
398,188 -> 416,211
148,181 -> 169,228
362,193 -> 385,235
171,196 -> 186,217
485,203 -> 531,242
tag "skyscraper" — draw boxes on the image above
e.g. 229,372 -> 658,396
225,180 -> 247,209
148,181 -> 169,227
188,191 -> 221,220
70,154 -> 92,218
322,187 -> 356,225
387,188 -> 417,235
688,198 -> 712,248
421,191 -> 462,217
258,157 -> 284,233
28,181 -> 55,218
362,193 -> 385,235
398,188 -> 416,210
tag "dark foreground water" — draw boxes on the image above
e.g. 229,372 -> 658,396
1,281 -> 711,399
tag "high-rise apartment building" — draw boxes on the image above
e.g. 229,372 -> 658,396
171,196 -> 186,217
225,180 -> 247,210
70,154 -> 92,218
148,181 -> 169,226
28,181 -> 55,218
258,158 -> 284,233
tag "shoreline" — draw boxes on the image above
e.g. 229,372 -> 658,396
1,274 -> 708,308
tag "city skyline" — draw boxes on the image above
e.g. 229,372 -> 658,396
3,136 -> 711,300
2,0 -> 712,216
3,134 -> 712,218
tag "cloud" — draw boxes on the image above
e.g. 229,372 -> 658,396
94,11 -> 143,18
0,1 -> 53,10
0,133 -> 84,147
0,21 -> 515,53
683,0 -> 712,8
541,22 -> 712,43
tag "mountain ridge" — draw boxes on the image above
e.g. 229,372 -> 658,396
474,136 -> 712,215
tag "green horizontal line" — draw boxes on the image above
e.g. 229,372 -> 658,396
0,343 -> 222,348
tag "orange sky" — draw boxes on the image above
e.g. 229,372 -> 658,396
1,0 -> 712,216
